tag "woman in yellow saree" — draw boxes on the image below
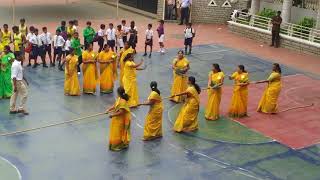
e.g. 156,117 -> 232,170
118,42 -> 134,86
98,44 -> 117,93
170,50 -> 190,103
106,87 -> 131,151
172,76 -> 201,133
205,63 -> 225,121
228,65 -> 249,118
256,63 -> 282,114
138,81 -> 163,140
64,48 -> 80,96
122,53 -> 144,107
82,44 -> 98,94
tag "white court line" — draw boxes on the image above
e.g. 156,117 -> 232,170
131,112 -> 143,129
166,105 -> 264,180
0,156 -> 22,180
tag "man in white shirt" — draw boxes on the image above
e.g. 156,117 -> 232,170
40,27 -> 52,66
144,24 -> 153,58
52,29 -> 65,68
10,55 -> 29,115
179,0 -> 192,25
106,23 -> 116,51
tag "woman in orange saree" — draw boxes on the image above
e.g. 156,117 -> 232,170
82,44 -> 98,94
106,87 -> 131,151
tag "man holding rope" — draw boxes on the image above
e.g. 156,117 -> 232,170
9,54 -> 29,115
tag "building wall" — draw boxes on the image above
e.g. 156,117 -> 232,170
228,22 -> 320,56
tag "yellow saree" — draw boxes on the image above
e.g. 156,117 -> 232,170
170,57 -> 189,103
109,97 -> 131,151
205,71 -> 225,121
228,72 -> 249,118
64,55 -> 80,96
82,50 -> 98,94
119,47 -> 134,86
123,61 -> 139,107
173,86 -> 199,132
143,91 -> 163,140
257,72 -> 282,113
98,50 -> 116,93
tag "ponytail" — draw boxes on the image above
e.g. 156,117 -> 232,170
188,76 -> 201,94
150,81 -> 160,95
117,87 -> 130,101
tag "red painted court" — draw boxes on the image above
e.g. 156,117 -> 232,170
200,74 -> 320,149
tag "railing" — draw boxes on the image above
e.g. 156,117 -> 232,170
231,12 -> 320,44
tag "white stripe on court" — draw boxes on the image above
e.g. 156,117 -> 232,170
0,156 -> 22,180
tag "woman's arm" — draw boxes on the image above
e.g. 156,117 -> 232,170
109,109 -> 125,118
105,105 -> 115,113
138,99 -> 156,106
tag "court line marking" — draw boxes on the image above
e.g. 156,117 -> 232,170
0,156 -> 22,180
166,105 -> 264,180
131,112 -> 143,129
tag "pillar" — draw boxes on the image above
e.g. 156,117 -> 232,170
250,0 -> 260,15
281,0 -> 293,23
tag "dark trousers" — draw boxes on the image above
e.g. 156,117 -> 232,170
271,30 -> 280,47
77,55 -> 82,73
98,38 -> 104,52
180,7 -> 190,24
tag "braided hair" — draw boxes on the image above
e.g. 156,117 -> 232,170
117,87 -> 129,101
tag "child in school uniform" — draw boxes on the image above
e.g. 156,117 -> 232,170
36,28 -> 48,68
97,24 -> 106,52
116,25 -> 124,52
59,34 -> 72,71
157,20 -> 165,54
144,24 -> 153,58
27,27 -> 38,68
53,29 -> 66,68
106,23 -> 116,52
128,21 -> 138,52
121,20 -> 129,43
184,23 -> 195,55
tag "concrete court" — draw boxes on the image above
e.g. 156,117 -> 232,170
0,1 -> 320,180
0,44 -> 320,180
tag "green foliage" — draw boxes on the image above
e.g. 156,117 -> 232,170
258,8 -> 277,18
293,17 -> 316,39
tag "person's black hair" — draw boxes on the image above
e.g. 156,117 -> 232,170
12,26 -> 18,31
213,63 -> 221,72
3,24 -> 8,28
188,76 -> 201,94
277,11 -> 281,15
130,21 -> 135,28
86,21 -> 91,25
150,81 -> 160,95
187,22 -> 192,26
117,25 -> 122,29
68,20 -> 74,24
29,26 -> 35,31
101,24 -> 105,29
178,50 -> 184,54
42,27 -> 47,30
238,65 -> 247,73
273,63 -> 282,74
61,21 -> 66,25
103,44 -> 109,49
20,18 -> 25,22
117,87 -> 129,101
56,29 -> 61,33
109,23 -> 113,26
148,24 -> 152,28
159,20 -> 164,24
4,45 -> 12,53
67,34 -> 72,39
123,53 -> 133,62
122,20 -> 126,23
69,47 -> 74,52
34,28 -> 39,32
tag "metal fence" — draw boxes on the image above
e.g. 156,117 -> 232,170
119,0 -> 158,14
232,12 -> 320,44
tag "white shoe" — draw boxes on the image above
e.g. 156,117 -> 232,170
78,72 -> 81,75
161,49 -> 165,54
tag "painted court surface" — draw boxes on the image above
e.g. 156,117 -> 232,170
1,1 -> 320,180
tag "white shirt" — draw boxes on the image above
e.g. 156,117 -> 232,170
106,28 -> 116,41
39,32 -> 52,45
64,39 -> 71,51
184,28 -> 194,38
53,35 -> 65,47
11,60 -> 23,80
181,0 -> 192,8
36,35 -> 43,46
28,33 -> 37,45
73,25 -> 78,32
98,29 -> 106,37
121,25 -> 129,34
145,29 -> 153,40
26,32 -> 32,41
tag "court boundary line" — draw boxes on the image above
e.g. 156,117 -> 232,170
0,156 -> 22,180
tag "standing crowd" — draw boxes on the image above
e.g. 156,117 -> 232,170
0,18 -> 282,152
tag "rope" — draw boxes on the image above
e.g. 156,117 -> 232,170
278,103 -> 314,113
0,112 -> 107,137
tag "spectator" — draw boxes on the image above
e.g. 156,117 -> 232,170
270,11 -> 282,48
179,0 -> 192,25
166,0 -> 175,20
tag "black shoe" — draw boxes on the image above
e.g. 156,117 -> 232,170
50,63 -> 54,67
52,63 -> 56,67
43,64 -> 48,68
27,63 -> 31,67
149,54 -> 152,58
143,53 -> 147,56
188,51 -> 191,55
59,66 -> 64,71
32,64 -> 38,68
